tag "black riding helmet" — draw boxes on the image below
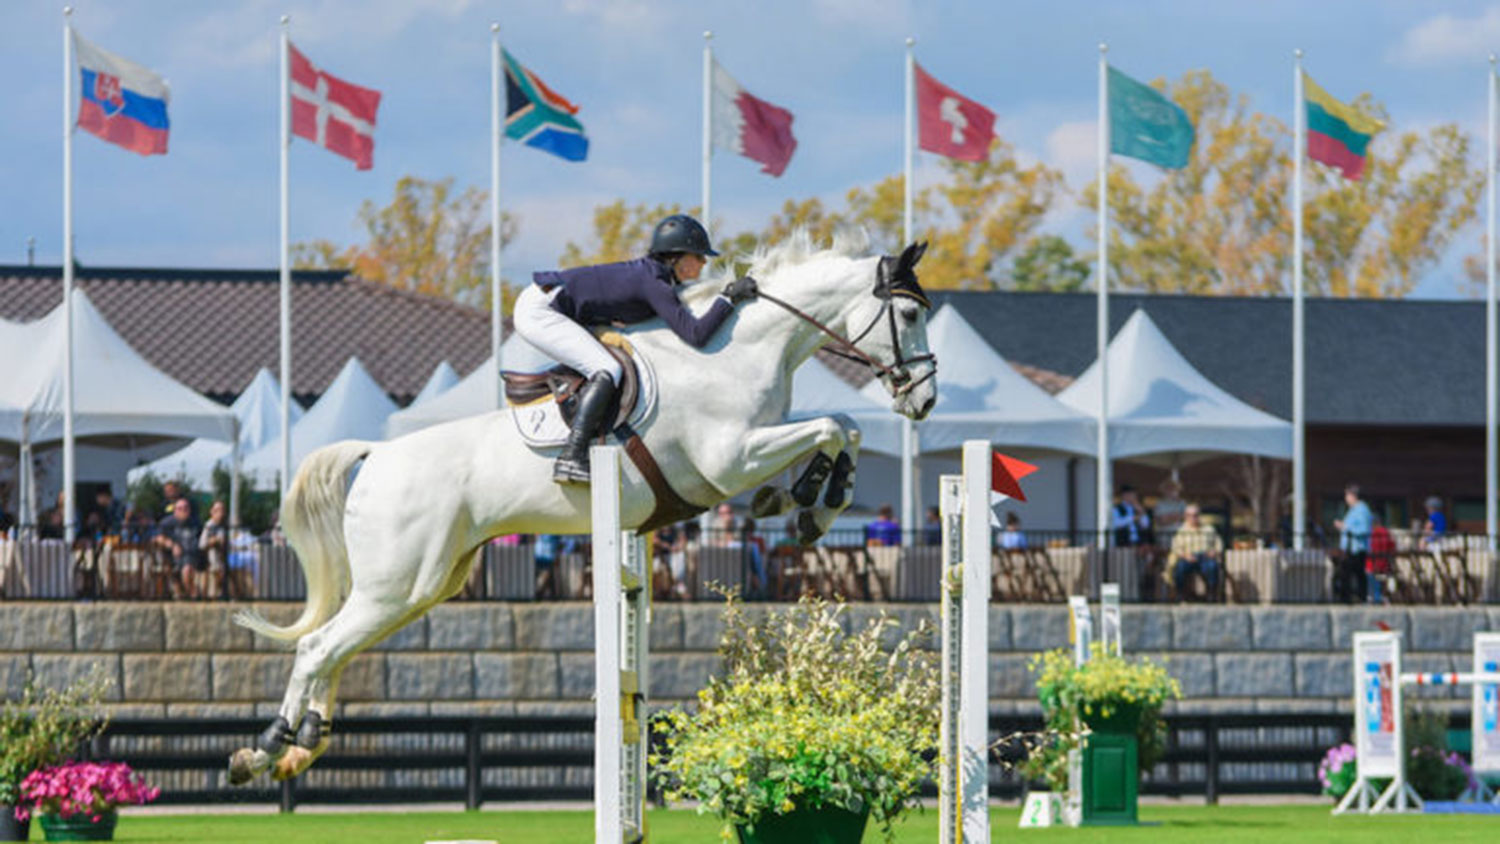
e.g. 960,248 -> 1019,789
649,214 -> 719,258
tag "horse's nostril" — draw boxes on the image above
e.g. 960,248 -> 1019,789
919,396 -> 935,417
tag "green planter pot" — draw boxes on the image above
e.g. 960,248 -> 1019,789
39,810 -> 117,841
1080,705 -> 1143,826
735,805 -> 870,844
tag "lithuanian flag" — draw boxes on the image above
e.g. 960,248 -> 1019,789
1303,73 -> 1383,181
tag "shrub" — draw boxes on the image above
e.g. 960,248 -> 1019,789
0,669 -> 111,806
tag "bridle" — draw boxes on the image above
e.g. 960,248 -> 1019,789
753,254 -> 938,398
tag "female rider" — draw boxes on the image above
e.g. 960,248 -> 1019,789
515,214 -> 758,483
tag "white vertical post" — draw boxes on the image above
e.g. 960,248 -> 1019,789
592,444 -> 623,843
1099,582 -> 1121,656
229,420 -> 241,529
278,16 -> 293,499
937,473 -> 962,844
490,24 -> 505,410
900,37 -> 917,545
62,7 -> 76,545
1095,43 -> 1110,551
701,31 -> 713,229
961,441 -> 991,842
1488,55 -> 1497,549
1292,50 -> 1306,551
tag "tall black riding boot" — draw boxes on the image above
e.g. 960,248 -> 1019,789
553,373 -> 618,484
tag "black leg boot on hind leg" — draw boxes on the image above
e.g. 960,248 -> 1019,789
553,373 -> 618,484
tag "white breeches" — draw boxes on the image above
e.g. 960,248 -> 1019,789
513,284 -> 623,384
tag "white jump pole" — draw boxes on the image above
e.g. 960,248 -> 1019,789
938,439 -> 990,844
592,445 -> 650,842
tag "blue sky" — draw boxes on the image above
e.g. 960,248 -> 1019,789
3,1 -> 1500,298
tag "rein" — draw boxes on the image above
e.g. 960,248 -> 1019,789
753,287 -> 937,397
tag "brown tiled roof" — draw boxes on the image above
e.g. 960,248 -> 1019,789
0,265 -> 491,405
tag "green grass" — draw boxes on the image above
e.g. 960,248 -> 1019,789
76,804 -> 1500,843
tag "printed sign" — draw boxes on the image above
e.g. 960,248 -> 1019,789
1352,632 -> 1401,778
1474,633 -> 1500,775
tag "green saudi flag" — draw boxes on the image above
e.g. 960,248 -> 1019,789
1109,66 -> 1194,169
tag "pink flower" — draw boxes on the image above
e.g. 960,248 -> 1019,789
15,761 -> 158,821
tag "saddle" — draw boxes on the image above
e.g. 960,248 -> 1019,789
500,334 -> 641,432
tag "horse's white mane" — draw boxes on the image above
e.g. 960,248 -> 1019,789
680,228 -> 872,306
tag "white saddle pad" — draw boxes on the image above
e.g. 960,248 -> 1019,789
510,347 -> 658,448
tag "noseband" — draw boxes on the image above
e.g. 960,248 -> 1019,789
752,256 -> 937,397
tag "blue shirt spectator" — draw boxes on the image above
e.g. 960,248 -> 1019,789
1337,496 -> 1372,553
865,505 -> 902,547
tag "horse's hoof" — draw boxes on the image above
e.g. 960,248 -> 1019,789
227,747 -> 263,786
795,510 -> 824,546
272,745 -> 313,781
751,486 -> 794,518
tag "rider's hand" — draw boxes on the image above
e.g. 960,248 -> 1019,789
723,276 -> 758,304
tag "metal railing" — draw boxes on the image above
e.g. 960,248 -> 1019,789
3,527 -> 1495,605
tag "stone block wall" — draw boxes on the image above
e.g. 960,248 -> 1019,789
3,602 -> 1499,718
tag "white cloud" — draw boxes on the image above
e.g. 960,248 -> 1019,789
561,0 -> 671,38
1045,120 -> 1096,188
1390,6 -> 1500,67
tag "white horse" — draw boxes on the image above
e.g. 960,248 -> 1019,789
226,232 -> 938,784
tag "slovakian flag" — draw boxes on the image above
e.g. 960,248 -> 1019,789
504,49 -> 588,162
989,450 -> 1038,526
915,63 -> 995,162
1304,73 -> 1383,181
710,59 -> 796,177
290,43 -> 381,170
73,32 -> 169,156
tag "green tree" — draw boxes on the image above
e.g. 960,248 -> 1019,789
1009,235 -> 1090,292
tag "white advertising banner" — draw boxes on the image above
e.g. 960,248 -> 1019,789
1474,632 -> 1500,776
1353,632 -> 1401,779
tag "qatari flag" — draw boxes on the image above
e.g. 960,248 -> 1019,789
710,59 -> 796,177
289,43 -> 381,170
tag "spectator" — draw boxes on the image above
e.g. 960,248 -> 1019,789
39,491 -> 65,539
999,512 -> 1027,550
1111,485 -> 1152,548
1165,503 -> 1222,599
199,500 -> 229,599
1419,496 -> 1448,550
922,506 -> 942,546
741,517 -> 767,598
120,507 -> 154,544
1332,483 -> 1372,604
1368,517 -> 1395,605
1153,478 -> 1187,541
85,488 -> 124,538
226,524 -> 258,600
711,503 -> 736,547
865,504 -> 902,547
534,533 -> 559,600
156,497 -> 205,599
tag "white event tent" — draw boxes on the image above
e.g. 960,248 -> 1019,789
410,360 -> 459,407
242,357 -> 396,485
1057,309 -> 1292,464
787,356 -> 903,456
385,335 -> 554,439
127,368 -> 302,489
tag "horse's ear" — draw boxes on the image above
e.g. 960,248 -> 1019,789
899,241 -> 929,272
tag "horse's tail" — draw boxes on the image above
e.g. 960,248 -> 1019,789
233,440 -> 374,643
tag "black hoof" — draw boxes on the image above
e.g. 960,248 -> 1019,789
791,453 -> 834,507
795,510 -> 823,546
553,456 -> 592,484
257,716 -> 295,756
824,452 -> 855,509
296,711 -> 329,750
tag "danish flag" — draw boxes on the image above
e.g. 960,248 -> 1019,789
289,43 -> 381,170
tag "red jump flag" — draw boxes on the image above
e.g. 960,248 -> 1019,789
289,43 -> 381,170
991,451 -> 1037,502
915,63 -> 995,162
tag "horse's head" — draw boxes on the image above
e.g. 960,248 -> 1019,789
845,241 -> 938,420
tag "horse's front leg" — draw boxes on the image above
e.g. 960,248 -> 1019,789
727,414 -> 861,544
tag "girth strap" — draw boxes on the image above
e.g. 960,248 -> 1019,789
612,424 -> 708,534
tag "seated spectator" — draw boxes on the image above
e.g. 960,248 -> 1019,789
534,533 -> 560,600
199,500 -> 229,599
1368,517 -> 1395,605
864,504 -> 902,547
1166,503 -> 1222,599
156,497 -> 205,599
1419,496 -> 1447,550
1112,485 -> 1152,548
38,491 -> 66,540
226,525 -> 258,600
999,512 -> 1027,550
922,506 -> 942,546
120,506 -> 155,544
84,488 -> 124,538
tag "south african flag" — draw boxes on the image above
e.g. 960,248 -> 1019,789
504,49 -> 588,162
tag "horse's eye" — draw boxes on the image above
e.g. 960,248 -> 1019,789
900,306 -> 919,325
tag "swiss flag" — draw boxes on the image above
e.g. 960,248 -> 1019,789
289,43 -> 381,170
915,63 -> 995,162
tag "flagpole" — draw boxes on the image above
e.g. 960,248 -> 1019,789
491,23 -> 505,410
62,6 -> 76,545
901,35 -> 916,545
279,16 -> 292,500
1487,53 -> 1497,549
1292,49 -> 1306,551
1095,42 -> 1110,551
702,31 -> 713,229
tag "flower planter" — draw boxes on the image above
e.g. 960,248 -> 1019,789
0,806 -> 30,842
735,805 -> 870,844
1080,705 -> 1142,825
39,810 -> 117,841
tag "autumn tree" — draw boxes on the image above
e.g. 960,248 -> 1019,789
558,200 -> 687,267
1095,69 -> 1481,298
293,175 -> 517,306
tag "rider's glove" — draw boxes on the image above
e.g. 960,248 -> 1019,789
723,276 -> 759,304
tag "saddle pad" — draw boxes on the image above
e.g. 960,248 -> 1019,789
510,345 -> 658,449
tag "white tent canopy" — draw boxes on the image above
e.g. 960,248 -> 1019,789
411,360 -> 459,407
864,304 -> 1096,455
127,368 -> 302,488
788,357 -> 902,456
0,291 -> 237,445
1057,308 -> 1292,462
385,335 -> 554,439
243,357 -> 396,484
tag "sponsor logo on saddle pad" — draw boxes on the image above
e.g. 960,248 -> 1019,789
511,345 -> 658,449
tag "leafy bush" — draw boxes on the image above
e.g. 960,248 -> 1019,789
1405,708 -> 1474,800
0,669 -> 111,805
652,594 -> 939,842
1318,743 -> 1357,797
15,762 -> 158,821
1021,645 -> 1182,791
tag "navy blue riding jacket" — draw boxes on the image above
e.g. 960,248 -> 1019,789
533,257 -> 733,349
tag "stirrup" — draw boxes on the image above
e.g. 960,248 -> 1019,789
553,454 -> 593,484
